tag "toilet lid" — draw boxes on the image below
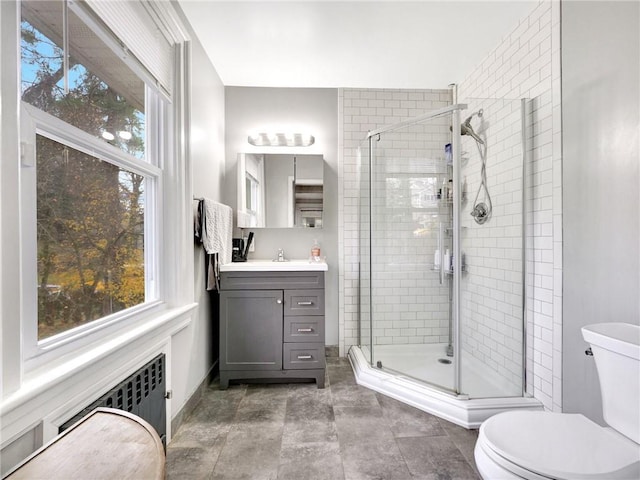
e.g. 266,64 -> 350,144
480,411 -> 640,480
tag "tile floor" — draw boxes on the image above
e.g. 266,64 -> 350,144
166,357 -> 480,480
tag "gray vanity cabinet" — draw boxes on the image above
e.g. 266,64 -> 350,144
219,271 -> 325,389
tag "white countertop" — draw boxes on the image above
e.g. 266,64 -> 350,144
220,259 -> 328,272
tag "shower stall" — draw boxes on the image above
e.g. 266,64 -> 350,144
350,101 -> 542,427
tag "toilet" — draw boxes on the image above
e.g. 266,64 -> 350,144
474,322 -> 640,479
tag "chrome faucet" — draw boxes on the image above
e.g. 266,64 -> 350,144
276,248 -> 286,262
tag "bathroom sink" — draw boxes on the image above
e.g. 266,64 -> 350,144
220,259 -> 328,272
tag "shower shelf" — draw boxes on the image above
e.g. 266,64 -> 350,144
444,226 -> 467,235
438,199 -> 469,207
446,267 -> 467,274
432,265 -> 467,274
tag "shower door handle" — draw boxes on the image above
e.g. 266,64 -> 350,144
439,222 -> 444,285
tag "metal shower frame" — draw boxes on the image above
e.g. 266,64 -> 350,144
361,102 -> 530,398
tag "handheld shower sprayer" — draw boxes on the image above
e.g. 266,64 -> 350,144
461,109 -> 484,145
464,108 -> 492,225
450,108 -> 492,224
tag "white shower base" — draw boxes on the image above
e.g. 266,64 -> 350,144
364,343 -> 519,398
349,345 -> 542,429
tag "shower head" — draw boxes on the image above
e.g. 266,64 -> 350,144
461,109 -> 484,145
463,109 -> 483,124
450,109 -> 484,144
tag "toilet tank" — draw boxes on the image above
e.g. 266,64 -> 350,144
582,322 -> 640,444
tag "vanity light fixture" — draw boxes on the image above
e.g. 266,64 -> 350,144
101,131 -> 115,141
248,132 -> 315,147
102,130 -> 133,142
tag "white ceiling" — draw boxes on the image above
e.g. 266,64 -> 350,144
178,1 -> 538,89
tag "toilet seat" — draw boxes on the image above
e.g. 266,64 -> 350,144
477,411 -> 640,480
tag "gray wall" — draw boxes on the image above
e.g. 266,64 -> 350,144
224,87 -> 339,345
562,1 -> 640,422
187,23 -> 226,397
174,1 -> 226,418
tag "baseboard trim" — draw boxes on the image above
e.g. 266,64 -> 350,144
170,360 -> 218,436
325,345 -> 339,358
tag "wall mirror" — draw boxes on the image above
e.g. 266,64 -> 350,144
237,153 -> 324,228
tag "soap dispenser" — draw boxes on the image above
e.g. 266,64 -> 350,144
441,177 -> 448,202
310,239 -> 321,262
443,248 -> 451,272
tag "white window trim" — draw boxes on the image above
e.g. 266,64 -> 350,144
22,104 -> 162,179
20,102 -> 165,369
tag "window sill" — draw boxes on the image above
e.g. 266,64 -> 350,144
1,303 -> 197,417
31,300 -> 166,359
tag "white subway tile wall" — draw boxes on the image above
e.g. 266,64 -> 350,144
458,0 -> 561,411
338,1 -> 561,409
458,98 -> 526,396
339,88 -> 452,355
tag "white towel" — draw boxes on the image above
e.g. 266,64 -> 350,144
202,199 -> 233,265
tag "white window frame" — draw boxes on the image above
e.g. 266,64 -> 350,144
20,101 -> 164,364
18,1 -> 175,370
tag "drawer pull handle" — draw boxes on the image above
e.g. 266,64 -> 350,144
276,299 -> 282,304
297,301 -> 313,306
297,328 -> 313,332
297,355 -> 312,360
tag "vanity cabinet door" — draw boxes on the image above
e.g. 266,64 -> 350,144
220,290 -> 283,371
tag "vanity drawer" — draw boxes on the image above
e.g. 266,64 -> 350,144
283,343 -> 325,370
220,271 -> 324,291
284,316 -> 324,343
284,290 -> 325,316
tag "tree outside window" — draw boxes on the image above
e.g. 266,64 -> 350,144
21,3 -> 150,340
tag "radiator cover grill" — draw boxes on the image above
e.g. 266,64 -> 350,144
59,354 -> 166,445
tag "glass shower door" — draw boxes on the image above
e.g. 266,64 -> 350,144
363,111 -> 458,393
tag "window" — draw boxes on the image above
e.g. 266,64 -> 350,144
34,135 -> 146,340
20,0 -> 167,348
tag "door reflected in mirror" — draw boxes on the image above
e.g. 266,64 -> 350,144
237,153 -> 324,228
